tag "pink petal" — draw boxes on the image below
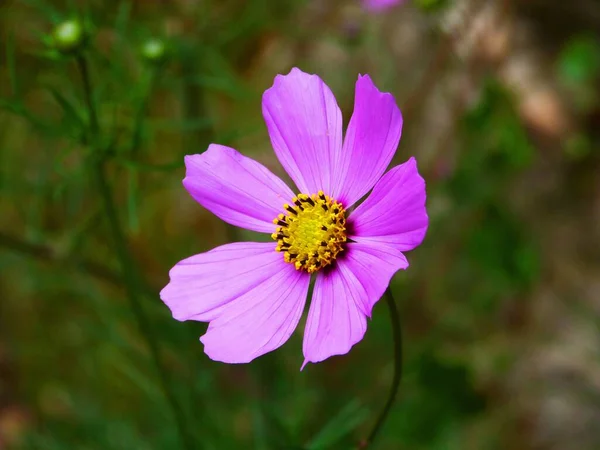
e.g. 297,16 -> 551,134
301,242 -> 407,367
183,144 -> 294,233
301,264 -> 367,368
349,157 -> 428,252
362,0 -> 406,13
262,67 -> 343,196
160,242 -> 285,322
337,242 -> 408,318
334,75 -> 403,208
200,262 -> 310,364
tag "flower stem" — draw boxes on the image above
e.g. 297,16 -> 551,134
76,54 -> 195,450
130,66 -> 157,156
127,66 -> 157,231
361,287 -> 403,448
75,55 -> 98,136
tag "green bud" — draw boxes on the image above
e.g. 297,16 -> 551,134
141,38 -> 167,65
52,19 -> 87,54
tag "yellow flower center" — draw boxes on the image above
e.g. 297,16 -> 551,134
271,191 -> 347,273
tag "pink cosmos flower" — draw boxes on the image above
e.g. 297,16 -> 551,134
160,68 -> 428,368
362,0 -> 406,13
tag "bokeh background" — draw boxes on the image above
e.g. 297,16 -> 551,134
1,0 -> 600,449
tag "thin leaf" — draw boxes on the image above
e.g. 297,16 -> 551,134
115,0 -> 134,36
150,117 -> 213,132
188,74 -> 253,99
252,404 -> 269,450
0,97 -> 21,113
47,87 -> 86,131
110,0 -> 133,76
0,98 -> 55,134
127,171 -> 140,232
22,0 -> 62,23
305,399 -> 370,450
115,157 -> 183,172
28,48 -> 63,62
6,31 -> 18,98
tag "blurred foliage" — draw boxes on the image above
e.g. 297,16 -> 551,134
557,34 -> 600,86
1,0 -> 597,449
556,33 -> 600,121
414,0 -> 449,13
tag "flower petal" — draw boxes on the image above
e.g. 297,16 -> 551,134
349,157 -> 428,252
339,242 -> 408,318
183,144 -> 294,233
333,75 -> 403,208
301,242 -> 407,368
362,0 -> 406,13
200,262 -> 310,364
301,272 -> 366,368
262,67 -> 343,196
160,242 -> 285,322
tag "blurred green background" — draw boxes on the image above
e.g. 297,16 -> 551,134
1,0 -> 599,449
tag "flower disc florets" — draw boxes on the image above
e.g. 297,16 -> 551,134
271,191 -> 346,273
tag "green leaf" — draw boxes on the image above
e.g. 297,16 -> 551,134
115,0 -> 134,35
305,399 -> 369,449
127,171 -> 140,232
0,98 -> 56,134
6,31 -> 18,98
115,157 -> 183,172
557,34 -> 600,85
46,87 -> 85,132
187,73 -> 253,99
0,97 -> 21,114
22,0 -> 62,23
415,0 -> 449,12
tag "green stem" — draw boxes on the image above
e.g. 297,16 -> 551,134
131,66 -> 157,156
362,288 -> 403,448
127,66 -> 157,231
76,53 -> 196,450
75,55 -> 98,136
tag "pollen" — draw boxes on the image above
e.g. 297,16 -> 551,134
271,191 -> 347,273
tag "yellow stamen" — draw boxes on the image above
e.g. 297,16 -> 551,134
271,190 -> 346,273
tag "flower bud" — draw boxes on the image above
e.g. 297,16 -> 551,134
52,19 -> 87,54
141,38 -> 167,65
